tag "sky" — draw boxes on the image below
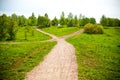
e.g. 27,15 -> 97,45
0,0 -> 120,22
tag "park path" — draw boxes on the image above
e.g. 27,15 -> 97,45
25,28 -> 84,80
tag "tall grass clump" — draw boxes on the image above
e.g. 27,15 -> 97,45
84,23 -> 104,34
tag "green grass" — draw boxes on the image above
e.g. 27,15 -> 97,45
0,42 -> 56,80
67,27 -> 120,80
15,26 -> 51,42
42,26 -> 81,36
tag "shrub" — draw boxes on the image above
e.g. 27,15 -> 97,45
84,23 -> 104,34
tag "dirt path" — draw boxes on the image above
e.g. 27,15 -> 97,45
25,28 -> 84,80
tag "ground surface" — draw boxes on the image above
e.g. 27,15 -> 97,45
67,27 -> 120,80
25,28 -> 84,80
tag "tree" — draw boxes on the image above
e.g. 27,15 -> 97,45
11,13 -> 18,22
37,15 -> 43,26
0,14 -> 9,41
113,18 -> 120,26
8,18 -> 18,40
37,15 -> 50,28
106,18 -> 120,26
44,13 -> 50,27
68,12 -> 73,20
51,16 -> 58,26
24,26 -> 30,40
100,15 -> 107,26
90,18 -> 96,24
18,15 -> 27,26
106,18 -> 113,26
28,13 -> 37,26
44,13 -> 48,18
67,12 -> 74,27
80,17 -> 90,26
59,12 -> 66,26
100,15 -> 120,27
79,14 -> 83,20
74,15 -> 79,27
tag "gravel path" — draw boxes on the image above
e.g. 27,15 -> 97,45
24,28 -> 84,80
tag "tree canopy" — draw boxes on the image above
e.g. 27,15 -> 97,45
0,12 -> 120,41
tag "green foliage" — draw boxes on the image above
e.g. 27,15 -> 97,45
8,18 -> 18,40
84,23 -> 104,34
100,15 -> 120,26
67,12 -> 74,27
28,13 -> 37,26
11,13 -> 18,22
44,13 -> 48,18
51,16 -> 58,26
90,18 -> 96,24
67,13 -> 79,27
68,12 -> 73,20
0,14 -> 9,41
0,42 -> 56,80
18,15 -> 27,26
80,17 -> 90,26
0,14 -> 19,41
74,15 -> 79,27
37,15 -> 50,28
67,27 -> 120,80
100,15 -> 107,26
67,19 -> 75,27
106,18 -> 120,26
59,12 -> 66,26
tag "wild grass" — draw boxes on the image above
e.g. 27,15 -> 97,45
42,26 -> 80,36
15,26 -> 51,42
0,42 -> 56,80
67,27 -> 120,80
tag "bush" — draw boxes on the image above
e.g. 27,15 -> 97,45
84,23 -> 104,34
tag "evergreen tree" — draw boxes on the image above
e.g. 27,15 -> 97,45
28,13 -> 37,26
51,16 -> 58,26
59,12 -> 66,26
37,14 -> 50,28
67,12 -> 74,27
8,17 -> 18,40
90,18 -> 96,24
100,15 -> 107,26
18,15 -> 27,26
74,15 -> 79,27
0,14 -> 9,40
45,13 -> 48,18
80,17 -> 90,26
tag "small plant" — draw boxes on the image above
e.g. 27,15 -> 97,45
84,23 -> 104,34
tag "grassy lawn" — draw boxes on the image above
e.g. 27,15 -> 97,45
42,26 -> 81,36
15,26 -> 51,42
67,27 -> 120,80
0,42 -> 56,80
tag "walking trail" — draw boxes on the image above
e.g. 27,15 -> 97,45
25,28 -> 84,80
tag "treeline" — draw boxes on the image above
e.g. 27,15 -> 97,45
100,15 -> 120,26
0,12 -> 120,41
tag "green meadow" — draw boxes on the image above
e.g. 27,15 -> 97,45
0,26 -> 120,80
15,26 -> 51,42
0,42 -> 56,80
67,27 -> 120,80
0,26 -> 57,80
0,8 -> 120,80
42,26 -> 81,36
